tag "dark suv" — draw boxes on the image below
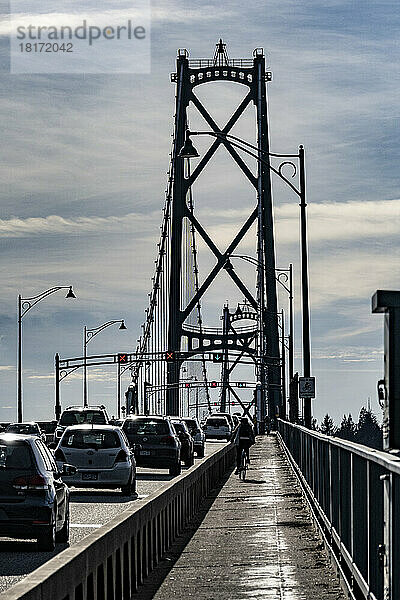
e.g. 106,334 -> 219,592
170,419 -> 194,467
122,416 -> 181,476
0,433 -> 75,550
54,405 -> 109,442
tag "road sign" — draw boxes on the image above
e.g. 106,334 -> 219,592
299,377 -> 316,398
118,353 -> 128,364
212,353 -> 223,363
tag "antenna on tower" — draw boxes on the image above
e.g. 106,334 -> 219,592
213,39 -> 229,66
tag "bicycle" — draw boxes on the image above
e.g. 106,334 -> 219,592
238,448 -> 248,480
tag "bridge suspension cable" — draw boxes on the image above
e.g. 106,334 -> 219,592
129,124 -> 210,417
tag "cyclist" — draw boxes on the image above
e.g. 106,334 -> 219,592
264,414 -> 271,435
234,417 -> 255,474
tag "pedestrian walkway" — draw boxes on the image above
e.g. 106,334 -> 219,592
136,435 -> 345,600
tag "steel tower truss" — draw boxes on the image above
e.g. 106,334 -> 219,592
167,41 -> 281,421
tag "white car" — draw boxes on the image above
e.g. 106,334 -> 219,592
54,425 -> 136,496
203,416 -> 232,441
211,412 -> 235,431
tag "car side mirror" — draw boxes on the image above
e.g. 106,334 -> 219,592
62,463 -> 77,476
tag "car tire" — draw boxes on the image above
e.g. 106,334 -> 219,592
56,502 -> 70,543
37,511 -> 56,552
185,453 -> 194,467
121,475 -> 136,496
184,455 -> 191,467
169,461 -> 181,476
196,447 -> 205,458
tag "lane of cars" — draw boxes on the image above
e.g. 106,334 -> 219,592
0,440 -> 227,596
0,407 -> 237,555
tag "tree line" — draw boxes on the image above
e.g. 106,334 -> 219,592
317,407 -> 383,450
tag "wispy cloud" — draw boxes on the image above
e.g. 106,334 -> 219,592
203,198 -> 400,248
0,212 -> 158,238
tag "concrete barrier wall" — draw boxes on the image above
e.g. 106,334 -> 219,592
2,443 -> 235,600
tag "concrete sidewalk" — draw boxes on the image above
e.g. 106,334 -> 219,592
136,435 -> 345,600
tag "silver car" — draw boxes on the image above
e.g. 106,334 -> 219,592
6,422 -> 46,444
203,416 -> 232,441
54,425 -> 136,496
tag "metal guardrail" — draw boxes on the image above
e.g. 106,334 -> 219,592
278,420 -> 400,600
2,443 -> 235,600
188,58 -> 254,68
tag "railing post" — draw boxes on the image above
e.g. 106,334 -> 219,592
381,472 -> 392,600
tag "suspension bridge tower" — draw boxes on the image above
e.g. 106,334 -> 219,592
166,40 -> 282,425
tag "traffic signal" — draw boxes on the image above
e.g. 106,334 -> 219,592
185,383 -> 190,388
210,381 -> 218,388
118,353 -> 128,364
165,351 -> 175,362
213,353 -> 223,363
237,382 -> 245,388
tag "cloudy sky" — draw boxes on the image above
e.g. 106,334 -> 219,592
0,0 -> 398,425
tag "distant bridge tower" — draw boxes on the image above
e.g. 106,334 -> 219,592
167,40 -> 281,424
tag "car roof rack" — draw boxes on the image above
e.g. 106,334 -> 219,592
65,405 -> 106,410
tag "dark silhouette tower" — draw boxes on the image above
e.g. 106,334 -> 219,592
167,41 -> 281,422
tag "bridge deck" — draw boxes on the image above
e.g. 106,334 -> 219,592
136,435 -> 345,599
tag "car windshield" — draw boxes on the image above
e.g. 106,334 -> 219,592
61,430 -> 121,449
6,424 -> 38,434
0,442 -> 34,469
124,420 -> 169,435
59,411 -> 106,425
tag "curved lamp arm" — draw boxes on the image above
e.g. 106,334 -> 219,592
229,255 -> 291,295
185,130 -> 302,197
20,286 -> 75,319
85,319 -> 126,345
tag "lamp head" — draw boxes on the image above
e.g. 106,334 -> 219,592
119,320 -> 127,330
178,132 -> 199,159
66,286 -> 76,299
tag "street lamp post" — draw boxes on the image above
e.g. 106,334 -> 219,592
230,255 -> 294,385
180,130 -> 312,428
17,285 -> 76,423
83,319 -> 126,407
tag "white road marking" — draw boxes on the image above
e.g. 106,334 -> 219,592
71,524 -> 102,528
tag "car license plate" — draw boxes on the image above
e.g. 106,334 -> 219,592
140,450 -> 151,456
82,472 -> 98,481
